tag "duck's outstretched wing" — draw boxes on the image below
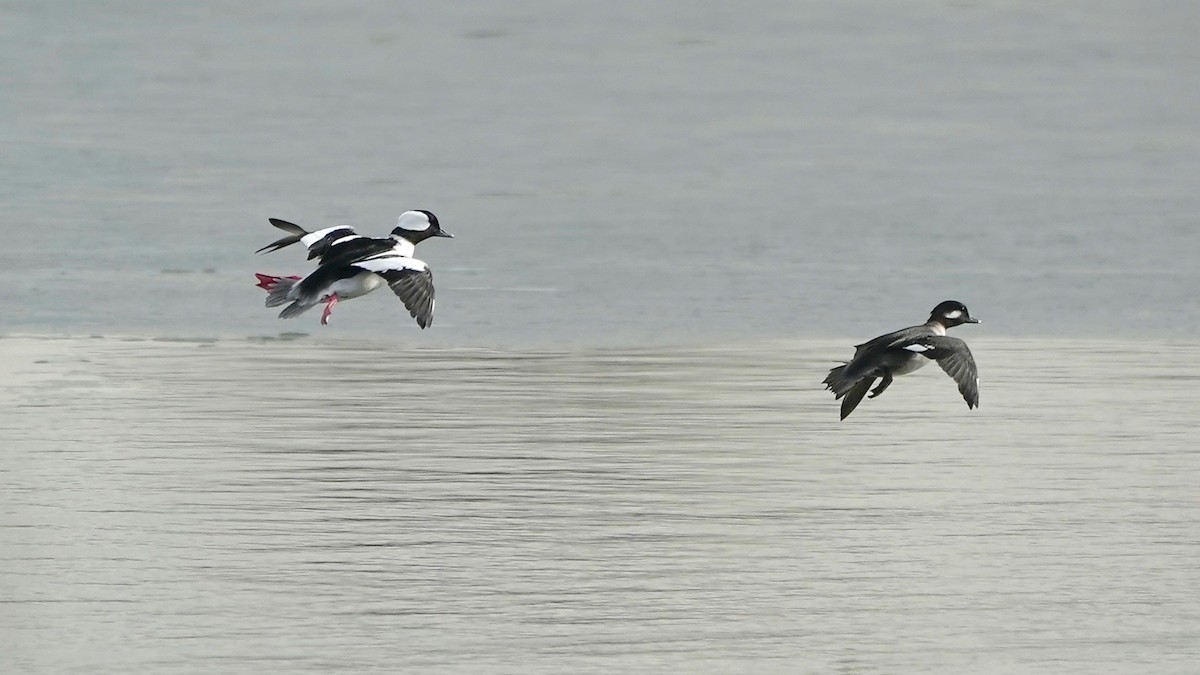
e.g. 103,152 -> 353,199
901,336 -> 979,409
257,219 -> 361,261
255,218 -> 312,255
352,255 -> 436,329
258,219 -> 403,266
299,226 -> 382,264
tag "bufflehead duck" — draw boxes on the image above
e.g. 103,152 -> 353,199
254,210 -> 451,328
255,209 -> 452,263
823,300 -> 980,420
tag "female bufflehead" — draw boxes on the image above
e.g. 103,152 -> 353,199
254,210 -> 451,328
823,300 -> 980,420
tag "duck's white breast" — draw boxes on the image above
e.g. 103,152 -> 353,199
327,272 -> 385,300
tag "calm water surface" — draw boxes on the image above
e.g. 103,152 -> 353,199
2,0 -> 1198,343
2,336 -> 1198,673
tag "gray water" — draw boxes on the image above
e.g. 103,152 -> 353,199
3,1 -> 1200,672
2,336 -> 1199,673
2,0 -> 1198,343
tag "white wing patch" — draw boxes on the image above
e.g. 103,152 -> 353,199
352,254 -> 429,274
904,343 -> 933,353
300,226 -> 352,248
352,253 -> 436,328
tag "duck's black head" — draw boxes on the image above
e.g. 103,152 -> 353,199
390,209 -> 454,244
927,300 -> 979,329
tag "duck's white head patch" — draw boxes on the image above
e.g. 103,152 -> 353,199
396,211 -> 432,232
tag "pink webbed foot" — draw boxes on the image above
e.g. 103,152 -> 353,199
320,294 -> 339,325
254,273 -> 302,292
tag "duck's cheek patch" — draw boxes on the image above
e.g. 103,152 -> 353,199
944,309 -> 963,320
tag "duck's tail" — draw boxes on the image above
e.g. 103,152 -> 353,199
278,299 -> 317,319
822,364 -> 856,398
824,363 -> 875,420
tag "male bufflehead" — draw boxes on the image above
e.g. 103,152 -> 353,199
255,209 -> 452,263
823,300 -> 980,420
254,210 -> 451,328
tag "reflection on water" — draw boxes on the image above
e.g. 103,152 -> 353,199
2,336 -> 1198,673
